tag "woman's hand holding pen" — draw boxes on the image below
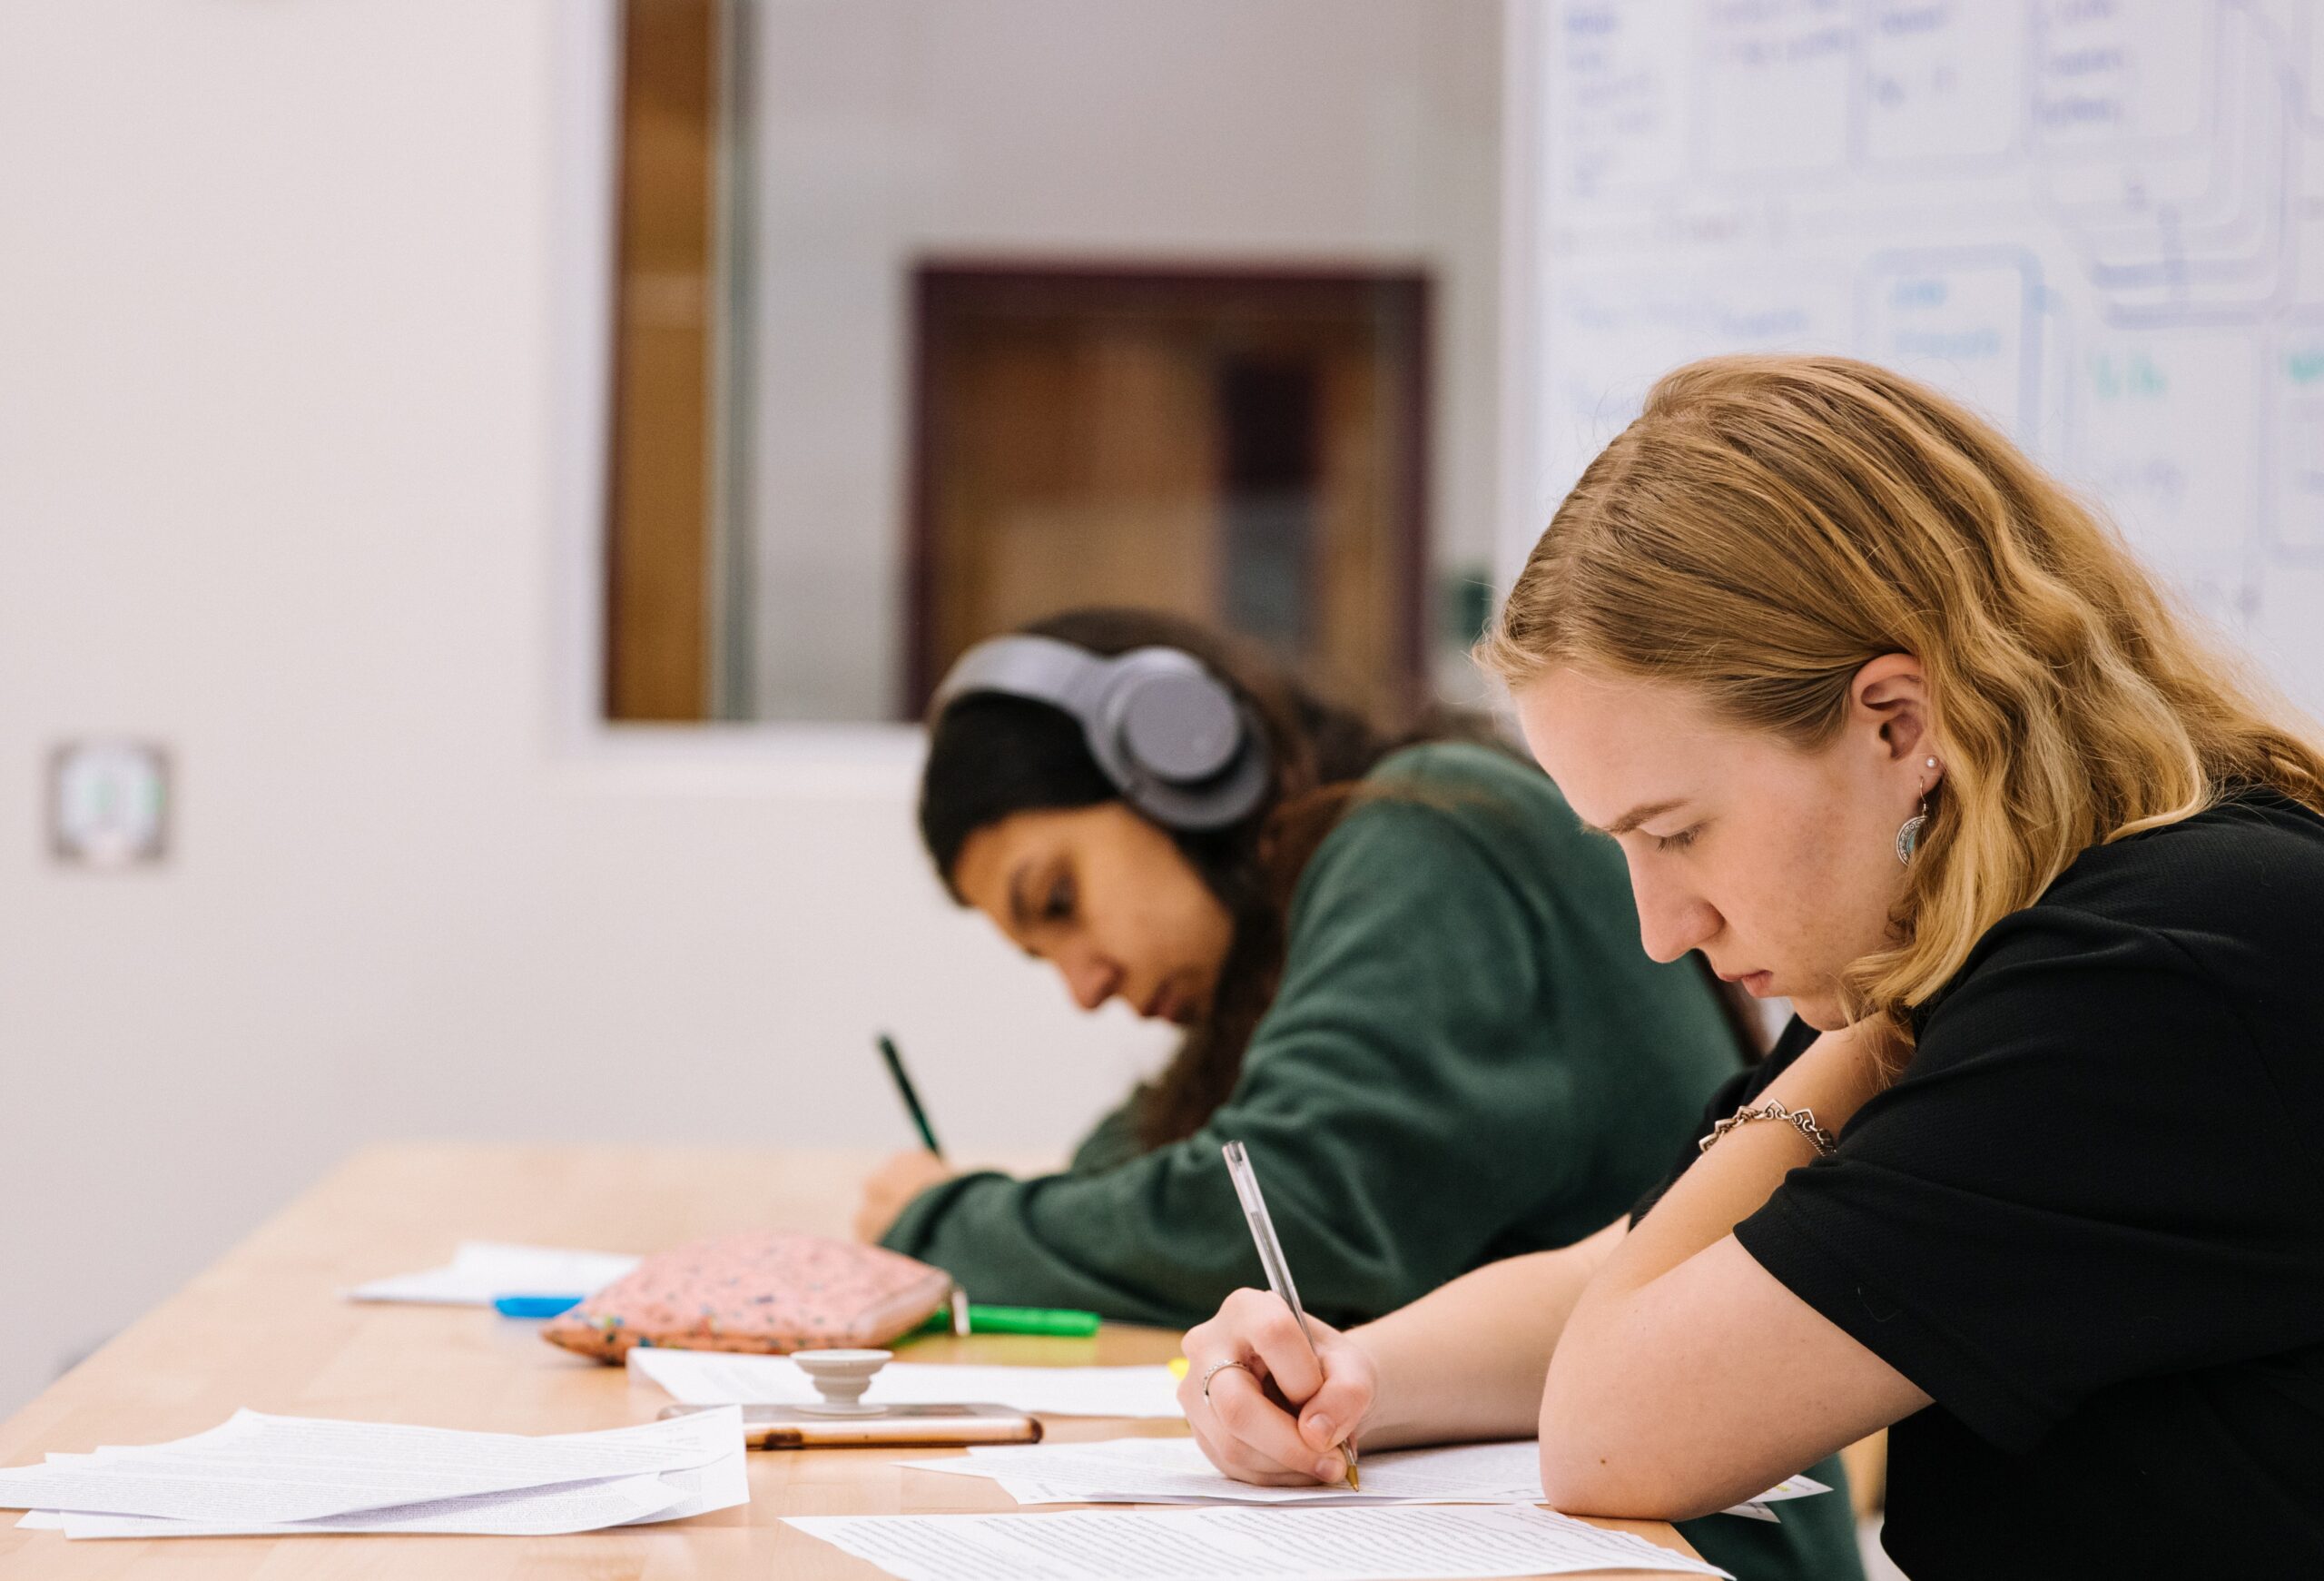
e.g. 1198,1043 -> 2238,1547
852,1149 -> 956,1242
1179,1290 -> 1374,1487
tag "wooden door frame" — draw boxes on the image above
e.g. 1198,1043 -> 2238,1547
601,0 -> 721,721
904,262 -> 1432,719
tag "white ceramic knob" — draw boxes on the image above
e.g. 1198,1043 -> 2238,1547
791,1349 -> 892,1415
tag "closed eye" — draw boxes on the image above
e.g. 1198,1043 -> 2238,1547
1653,825 -> 1700,854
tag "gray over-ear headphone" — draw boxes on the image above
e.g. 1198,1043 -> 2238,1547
929,635 -> 1272,830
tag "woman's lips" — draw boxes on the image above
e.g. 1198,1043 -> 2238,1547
1143,979 -> 1200,1024
1718,969 -> 1775,996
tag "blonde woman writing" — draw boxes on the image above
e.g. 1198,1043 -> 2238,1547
1177,355 -> 2324,1577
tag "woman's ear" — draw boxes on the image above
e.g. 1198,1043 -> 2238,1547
1848,653 -> 1935,771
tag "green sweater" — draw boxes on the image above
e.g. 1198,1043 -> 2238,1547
885,742 -> 1863,1581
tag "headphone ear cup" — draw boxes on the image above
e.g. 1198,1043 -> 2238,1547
1116,672 -> 1242,783
1116,733 -> 1271,830
929,634 -> 1272,831
1099,655 -> 1269,829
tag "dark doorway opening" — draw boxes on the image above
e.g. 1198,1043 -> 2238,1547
908,263 -> 1431,722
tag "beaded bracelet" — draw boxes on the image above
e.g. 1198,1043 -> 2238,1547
1697,1100 -> 1838,1158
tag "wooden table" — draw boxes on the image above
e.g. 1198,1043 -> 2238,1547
0,1143 -> 1705,1577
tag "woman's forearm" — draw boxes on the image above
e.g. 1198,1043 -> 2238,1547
1535,1027 -> 1914,1513
1551,1029 -> 1886,1387
1346,1218 -> 1627,1448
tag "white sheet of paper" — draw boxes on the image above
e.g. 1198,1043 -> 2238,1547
899,1438 -> 1543,1505
615,1421 -> 753,1527
980,1476 -> 1413,1510
785,1505 -> 1731,1580
32,1473 -> 684,1538
347,1241 -> 640,1305
1745,1474 -> 1828,1504
899,1438 -> 1824,1519
0,1406 -> 736,1525
26,1425 -> 753,1541
630,1347 -> 1184,1418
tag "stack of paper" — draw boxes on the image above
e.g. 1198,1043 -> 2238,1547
630,1346 -> 1184,1418
348,1240 -> 640,1305
899,1436 -> 1827,1522
786,1504 -> 1735,1580
0,1406 -> 747,1539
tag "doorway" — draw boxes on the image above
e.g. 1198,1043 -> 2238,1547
908,264 -> 1431,721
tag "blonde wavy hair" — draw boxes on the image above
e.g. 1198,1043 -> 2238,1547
1481,353 -> 2324,1045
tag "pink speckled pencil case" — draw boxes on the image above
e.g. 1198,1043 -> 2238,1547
541,1230 -> 953,1362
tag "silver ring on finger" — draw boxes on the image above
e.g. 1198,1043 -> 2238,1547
1200,1359 -> 1254,1403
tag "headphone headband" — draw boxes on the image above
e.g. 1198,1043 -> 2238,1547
930,634 -> 1272,830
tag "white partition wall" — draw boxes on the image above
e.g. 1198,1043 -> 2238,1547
0,0 -> 1171,1418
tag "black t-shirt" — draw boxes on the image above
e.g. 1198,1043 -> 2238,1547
1636,790 -> 2324,1579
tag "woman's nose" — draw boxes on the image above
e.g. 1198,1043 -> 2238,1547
1056,949 -> 1120,1012
1631,870 -> 1718,964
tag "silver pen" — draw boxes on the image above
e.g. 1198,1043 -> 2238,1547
1221,1140 -> 1359,1489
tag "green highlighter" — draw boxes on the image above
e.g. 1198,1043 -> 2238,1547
916,1302 -> 1102,1338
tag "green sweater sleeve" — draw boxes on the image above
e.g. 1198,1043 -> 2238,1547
1065,1091 -> 1144,1176
880,795 -> 1592,1328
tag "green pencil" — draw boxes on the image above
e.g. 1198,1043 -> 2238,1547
916,1303 -> 1103,1338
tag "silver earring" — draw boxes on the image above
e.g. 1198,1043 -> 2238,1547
1896,757 -> 1938,866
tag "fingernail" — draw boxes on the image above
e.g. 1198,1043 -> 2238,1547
1314,1454 -> 1346,1484
1303,1414 -> 1333,1445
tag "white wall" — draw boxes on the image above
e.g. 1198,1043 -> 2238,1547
0,0 -> 1172,1418
745,0 -> 1506,717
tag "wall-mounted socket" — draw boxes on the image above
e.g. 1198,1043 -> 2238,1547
48,740 -> 171,869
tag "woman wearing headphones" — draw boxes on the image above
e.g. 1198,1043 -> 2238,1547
855,606 -> 1866,1581
1177,356 -> 2324,1576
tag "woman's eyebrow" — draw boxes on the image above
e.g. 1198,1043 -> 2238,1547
1582,797 -> 1689,838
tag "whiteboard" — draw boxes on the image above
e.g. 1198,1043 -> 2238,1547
1511,0 -> 2324,720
